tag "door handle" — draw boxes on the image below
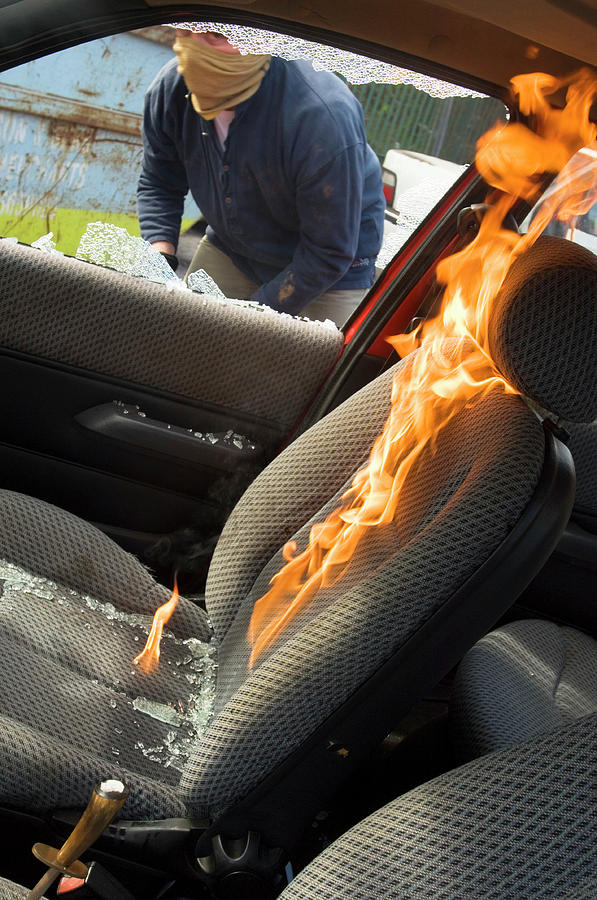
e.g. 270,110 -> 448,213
75,402 -> 261,470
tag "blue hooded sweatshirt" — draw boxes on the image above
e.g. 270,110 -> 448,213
138,56 -> 385,315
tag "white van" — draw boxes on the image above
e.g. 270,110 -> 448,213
382,148 -> 466,215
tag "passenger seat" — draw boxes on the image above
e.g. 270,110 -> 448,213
281,715 -> 596,899
450,619 -> 597,762
449,422 -> 597,763
0,875 -> 46,898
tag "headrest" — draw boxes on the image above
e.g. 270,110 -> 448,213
488,236 -> 597,423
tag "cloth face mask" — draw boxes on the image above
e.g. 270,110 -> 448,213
173,35 -> 271,119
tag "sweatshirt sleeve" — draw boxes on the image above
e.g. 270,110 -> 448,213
251,141 -> 366,315
137,72 -> 189,249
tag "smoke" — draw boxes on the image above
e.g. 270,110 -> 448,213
145,461 -> 262,593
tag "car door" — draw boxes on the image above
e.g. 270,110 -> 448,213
0,237 -> 344,583
0,20 -> 506,591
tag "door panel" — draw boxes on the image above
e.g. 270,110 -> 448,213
0,243 -> 342,431
0,241 -> 342,579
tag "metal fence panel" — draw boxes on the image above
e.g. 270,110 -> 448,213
351,82 -> 506,165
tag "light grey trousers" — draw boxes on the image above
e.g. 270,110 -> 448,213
186,235 -> 368,327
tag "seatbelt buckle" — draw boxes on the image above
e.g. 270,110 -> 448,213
57,862 -> 134,899
57,876 -> 86,894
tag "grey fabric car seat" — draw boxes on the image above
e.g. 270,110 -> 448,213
0,237 -> 593,868
450,620 -> 597,762
0,876 -> 46,900
280,715 -> 597,899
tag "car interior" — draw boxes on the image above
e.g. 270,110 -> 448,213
0,2 -> 595,899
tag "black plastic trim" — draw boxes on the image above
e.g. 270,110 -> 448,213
76,402 -> 262,471
0,350 -> 279,501
0,346 -> 283,436
554,521 -> 597,567
0,441 -> 206,533
199,426 -> 575,855
0,804 -> 175,898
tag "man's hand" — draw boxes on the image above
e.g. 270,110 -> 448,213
151,240 -> 179,272
151,241 -> 176,256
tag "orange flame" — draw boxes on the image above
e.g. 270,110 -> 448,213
133,576 -> 179,673
476,70 -> 597,204
247,68 -> 597,669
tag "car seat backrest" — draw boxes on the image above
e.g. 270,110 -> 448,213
185,237 -> 595,838
192,377 -> 550,826
450,620 -> 597,760
487,235 -> 597,422
489,237 -> 597,530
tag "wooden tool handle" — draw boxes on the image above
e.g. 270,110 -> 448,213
28,780 -> 129,900
26,867 -> 59,900
31,780 -> 129,878
31,845 -> 88,879
56,779 -> 129,865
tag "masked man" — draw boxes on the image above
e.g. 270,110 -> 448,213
137,30 -> 385,324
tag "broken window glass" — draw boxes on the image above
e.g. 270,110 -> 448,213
76,221 -> 179,284
0,22 -> 506,287
187,268 -> 227,297
171,22 -> 485,97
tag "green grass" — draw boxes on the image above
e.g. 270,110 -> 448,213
0,208 -> 195,257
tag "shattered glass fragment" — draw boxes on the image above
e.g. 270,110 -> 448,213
377,172 -> 465,269
165,279 -> 190,293
324,319 -> 339,330
171,22 -> 486,98
187,268 -> 228,297
377,220 -> 418,270
31,232 -> 63,255
132,697 -> 181,727
72,224 -> 339,330
182,287 -> 341,329
215,431 -> 257,451
131,637 -> 216,770
76,222 -> 182,285
0,558 -> 218,773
